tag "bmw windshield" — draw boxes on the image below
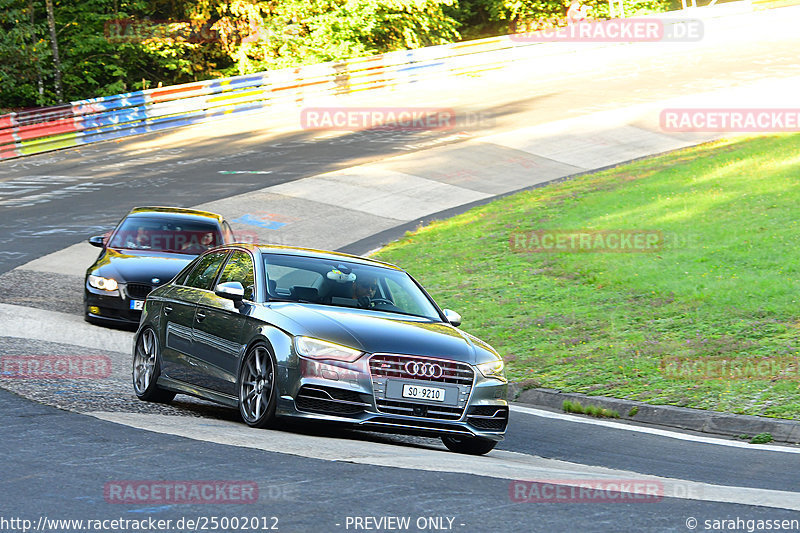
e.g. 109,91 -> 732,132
108,217 -> 222,254
263,253 -> 442,321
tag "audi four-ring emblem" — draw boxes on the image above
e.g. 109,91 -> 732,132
404,361 -> 443,378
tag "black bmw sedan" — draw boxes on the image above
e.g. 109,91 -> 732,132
132,244 -> 509,454
84,206 -> 236,326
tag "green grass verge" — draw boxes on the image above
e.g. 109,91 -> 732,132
374,134 -> 800,419
563,400 -> 621,419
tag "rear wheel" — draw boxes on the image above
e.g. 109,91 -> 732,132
238,344 -> 278,428
132,328 -> 176,403
441,435 -> 497,455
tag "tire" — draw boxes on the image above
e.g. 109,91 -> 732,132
238,344 -> 278,428
441,435 -> 498,455
132,327 -> 176,403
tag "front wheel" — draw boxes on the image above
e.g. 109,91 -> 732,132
441,435 -> 497,455
132,328 -> 176,403
238,344 -> 278,428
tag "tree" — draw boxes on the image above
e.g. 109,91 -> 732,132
44,0 -> 62,102
210,0 -> 461,75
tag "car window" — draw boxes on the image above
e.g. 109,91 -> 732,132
262,253 -> 441,320
266,265 -> 323,297
218,251 -> 256,300
174,257 -> 200,286
385,278 -> 429,317
184,251 -> 229,291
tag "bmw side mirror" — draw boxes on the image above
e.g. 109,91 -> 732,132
215,281 -> 245,305
443,309 -> 462,327
88,235 -> 106,248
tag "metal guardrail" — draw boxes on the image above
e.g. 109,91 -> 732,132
0,34 -> 545,160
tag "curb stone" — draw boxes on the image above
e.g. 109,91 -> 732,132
508,385 -> 800,445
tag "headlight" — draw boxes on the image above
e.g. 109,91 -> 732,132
477,359 -> 505,380
88,275 -> 118,291
294,336 -> 363,363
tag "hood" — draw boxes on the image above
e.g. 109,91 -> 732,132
268,303 -> 498,364
87,248 -> 194,284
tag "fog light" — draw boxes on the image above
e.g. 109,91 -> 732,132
322,370 -> 339,381
89,306 -> 100,315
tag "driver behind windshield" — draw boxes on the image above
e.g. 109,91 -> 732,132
353,276 -> 378,308
124,225 -> 152,249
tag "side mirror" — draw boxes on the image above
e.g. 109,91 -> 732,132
443,309 -> 462,327
88,235 -> 106,248
215,281 -> 245,304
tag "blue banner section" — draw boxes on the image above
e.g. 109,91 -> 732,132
232,214 -> 287,230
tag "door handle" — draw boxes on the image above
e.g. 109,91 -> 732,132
164,305 -> 173,315
196,311 -> 206,322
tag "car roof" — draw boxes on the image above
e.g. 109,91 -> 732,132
223,243 -> 402,271
125,206 -> 225,224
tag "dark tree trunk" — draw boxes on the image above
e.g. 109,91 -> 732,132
44,0 -> 63,103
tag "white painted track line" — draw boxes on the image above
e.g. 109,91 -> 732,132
88,411 -> 800,511
511,405 -> 800,454
0,302 -> 132,354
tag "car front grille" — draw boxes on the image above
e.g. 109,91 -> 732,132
369,354 -> 474,421
467,405 -> 509,431
369,354 -> 474,385
295,385 -> 371,416
126,283 -> 153,300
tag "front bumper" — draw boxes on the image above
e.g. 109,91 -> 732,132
276,354 -> 509,441
84,283 -> 143,325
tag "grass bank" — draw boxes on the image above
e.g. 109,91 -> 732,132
374,134 -> 800,419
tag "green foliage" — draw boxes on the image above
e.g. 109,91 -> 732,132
497,0 -> 671,28
627,406 -> 639,417
563,399 -> 620,418
1,0 -> 675,108
0,0 -> 48,108
750,433 -> 773,444
211,0 -> 461,75
1,0 -> 234,108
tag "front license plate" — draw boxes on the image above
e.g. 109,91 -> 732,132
130,300 -> 144,311
402,384 -> 446,402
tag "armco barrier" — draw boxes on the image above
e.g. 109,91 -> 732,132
0,32 -> 559,160
0,8 -> 748,160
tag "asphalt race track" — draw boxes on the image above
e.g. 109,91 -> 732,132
2,6 -> 800,533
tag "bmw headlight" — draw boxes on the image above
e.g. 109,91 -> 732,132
477,359 -> 506,381
294,336 -> 364,363
88,275 -> 119,292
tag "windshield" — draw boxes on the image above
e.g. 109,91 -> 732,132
263,253 -> 442,321
109,217 -> 222,254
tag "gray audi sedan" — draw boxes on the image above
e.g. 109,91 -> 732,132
132,244 -> 508,454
